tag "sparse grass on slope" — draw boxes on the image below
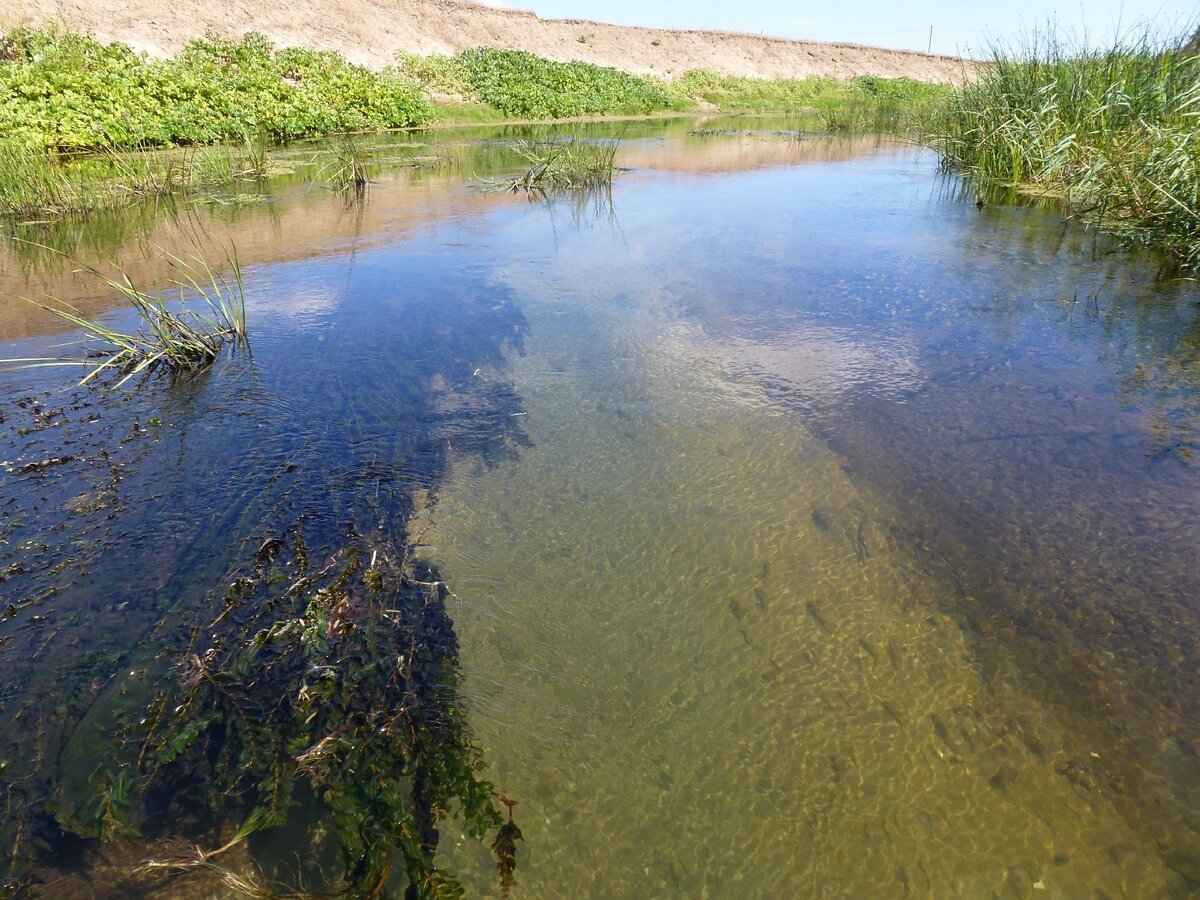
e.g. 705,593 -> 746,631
675,70 -> 949,131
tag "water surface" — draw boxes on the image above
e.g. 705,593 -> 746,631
2,122 -> 1199,896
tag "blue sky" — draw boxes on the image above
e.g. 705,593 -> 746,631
481,1 -> 1198,56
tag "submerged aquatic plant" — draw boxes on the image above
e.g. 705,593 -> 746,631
53,528 -> 515,898
477,138 -> 620,195
4,246 -> 249,387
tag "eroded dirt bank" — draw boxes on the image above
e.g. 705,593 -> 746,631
0,0 -> 970,81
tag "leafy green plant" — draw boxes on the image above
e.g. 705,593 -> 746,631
4,246 -> 249,387
392,52 -> 472,97
455,48 -> 678,118
0,28 -> 432,152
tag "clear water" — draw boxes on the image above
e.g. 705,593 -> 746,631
1,122 -> 1199,897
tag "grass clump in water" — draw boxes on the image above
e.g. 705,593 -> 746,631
478,139 -> 619,195
0,140 -> 78,219
0,136 -> 269,221
932,26 -> 1200,266
319,135 -> 371,198
6,247 -> 249,387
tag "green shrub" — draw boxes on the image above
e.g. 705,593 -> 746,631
392,52 -> 472,97
455,48 -> 677,118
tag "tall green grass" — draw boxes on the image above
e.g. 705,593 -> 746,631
0,138 -> 268,220
932,28 -> 1200,265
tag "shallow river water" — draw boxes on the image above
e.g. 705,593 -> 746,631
2,121 -> 1199,898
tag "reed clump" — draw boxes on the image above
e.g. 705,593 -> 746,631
932,27 -> 1200,266
5,247 -> 249,387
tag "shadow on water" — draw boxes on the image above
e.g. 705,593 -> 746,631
0,240 -> 530,895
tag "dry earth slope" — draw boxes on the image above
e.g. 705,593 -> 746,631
0,0 -> 970,81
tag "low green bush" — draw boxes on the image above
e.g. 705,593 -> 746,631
455,48 -> 677,118
393,51 -> 472,97
0,28 -> 432,151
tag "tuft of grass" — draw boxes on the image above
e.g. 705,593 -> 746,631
318,135 -> 370,197
4,245 -> 249,387
931,25 -> 1200,266
0,140 -> 78,219
477,139 -> 619,195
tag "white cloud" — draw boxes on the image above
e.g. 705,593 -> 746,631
790,18 -> 813,28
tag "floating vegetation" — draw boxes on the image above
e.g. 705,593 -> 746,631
477,139 -> 619,196
4,246 -> 249,387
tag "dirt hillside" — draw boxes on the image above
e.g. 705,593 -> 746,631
0,0 -> 970,82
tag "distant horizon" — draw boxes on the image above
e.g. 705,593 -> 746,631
473,0 -> 1198,58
